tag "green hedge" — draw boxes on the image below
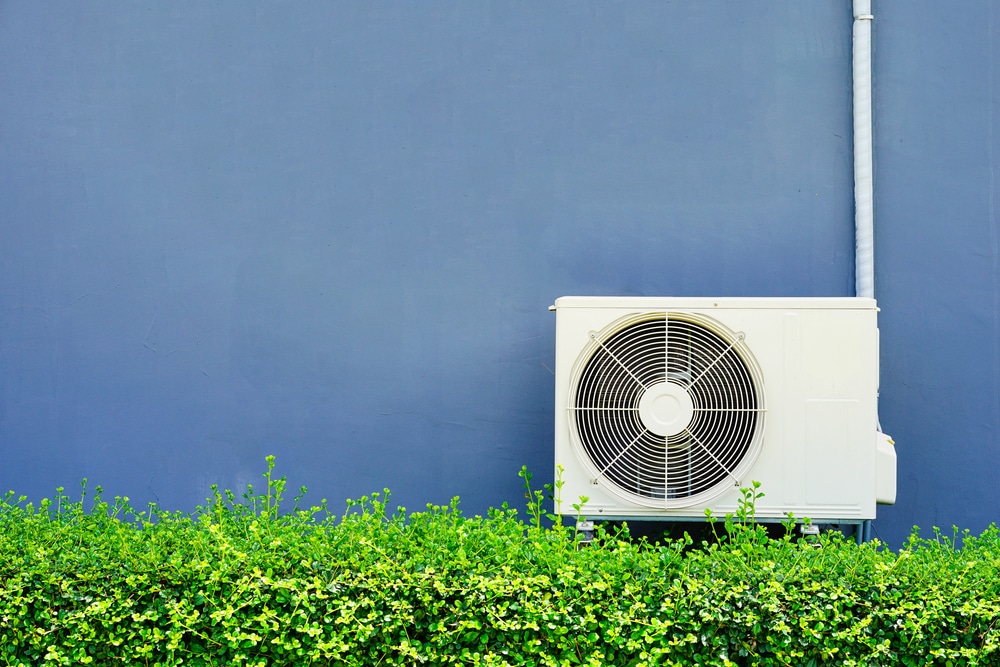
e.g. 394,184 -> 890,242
1,459 -> 998,666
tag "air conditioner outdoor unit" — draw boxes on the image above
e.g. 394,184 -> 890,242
552,296 -> 896,524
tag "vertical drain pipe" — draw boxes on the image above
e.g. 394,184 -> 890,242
854,2 -> 880,544
853,0 -> 875,299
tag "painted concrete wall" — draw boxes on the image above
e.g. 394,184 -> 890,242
0,2 -> 995,546
874,2 -> 1000,543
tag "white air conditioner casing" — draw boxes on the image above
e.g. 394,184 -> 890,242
553,296 -> 895,523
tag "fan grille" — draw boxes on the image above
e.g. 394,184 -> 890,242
571,313 -> 764,507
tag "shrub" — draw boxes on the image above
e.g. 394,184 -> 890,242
0,459 -> 998,666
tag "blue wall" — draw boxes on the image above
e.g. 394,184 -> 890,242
0,2 -> 995,546
874,2 -> 1000,542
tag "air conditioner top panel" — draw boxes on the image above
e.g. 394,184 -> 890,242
552,296 -> 877,311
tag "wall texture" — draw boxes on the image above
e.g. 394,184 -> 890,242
874,2 -> 1000,543
0,2 -> 995,547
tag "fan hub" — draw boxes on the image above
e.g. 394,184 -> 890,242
637,381 -> 694,437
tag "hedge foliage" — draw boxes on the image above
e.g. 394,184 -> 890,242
1,458 -> 999,666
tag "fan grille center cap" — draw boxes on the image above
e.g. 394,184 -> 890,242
638,381 -> 694,437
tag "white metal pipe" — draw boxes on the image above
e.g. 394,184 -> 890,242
854,2 -> 888,444
853,0 -> 875,298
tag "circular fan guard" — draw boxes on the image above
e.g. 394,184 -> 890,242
570,313 -> 764,507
